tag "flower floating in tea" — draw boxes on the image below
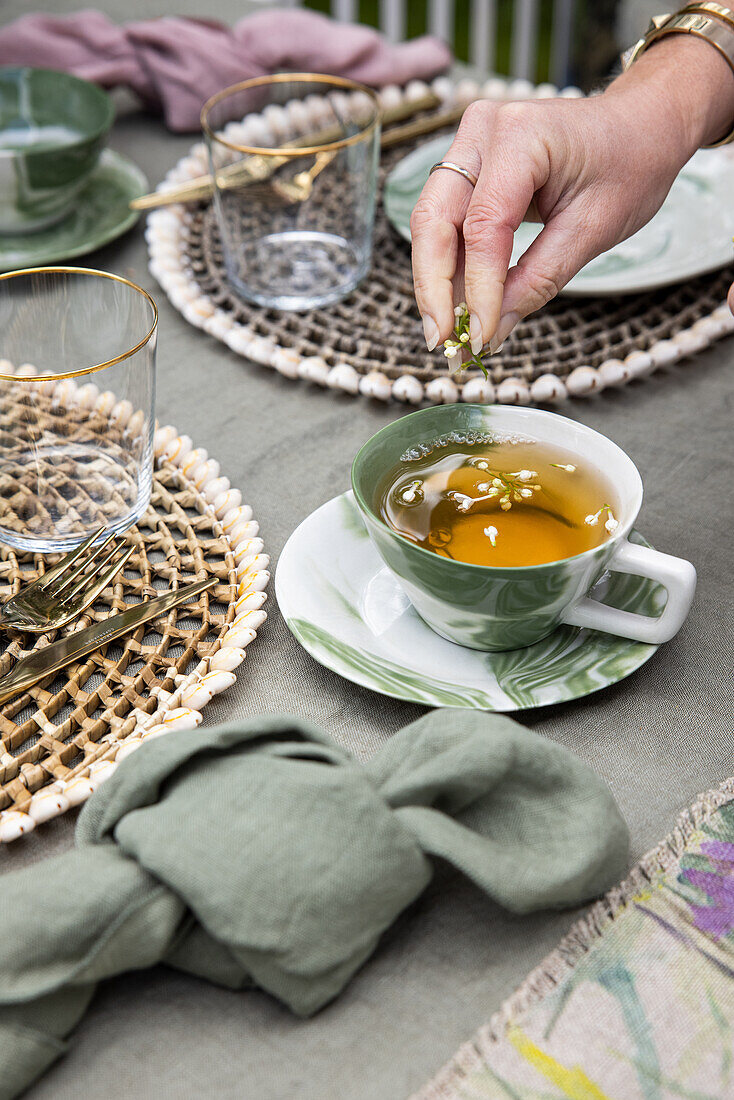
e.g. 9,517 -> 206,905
379,434 -> 619,568
585,504 -> 619,533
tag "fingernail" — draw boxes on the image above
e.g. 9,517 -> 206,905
489,311 -> 520,354
469,313 -> 484,355
422,314 -> 440,352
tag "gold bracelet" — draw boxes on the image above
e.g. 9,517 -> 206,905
622,5 -> 734,145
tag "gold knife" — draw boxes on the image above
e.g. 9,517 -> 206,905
130,92 -> 461,211
0,577 -> 217,705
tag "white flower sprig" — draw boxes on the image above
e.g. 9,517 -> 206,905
585,504 -> 619,533
442,303 -> 489,377
449,469 -> 541,513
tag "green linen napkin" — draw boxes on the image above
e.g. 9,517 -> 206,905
0,710 -> 629,1099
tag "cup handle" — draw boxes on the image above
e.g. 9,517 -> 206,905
560,540 -> 696,644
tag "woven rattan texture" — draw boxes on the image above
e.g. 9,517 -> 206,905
0,461 -> 237,816
186,134 -> 734,383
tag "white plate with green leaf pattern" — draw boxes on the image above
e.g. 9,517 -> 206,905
383,135 -> 734,296
276,492 -> 665,711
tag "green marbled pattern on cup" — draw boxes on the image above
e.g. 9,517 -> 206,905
351,404 -> 628,652
0,150 -> 146,271
0,68 -> 114,234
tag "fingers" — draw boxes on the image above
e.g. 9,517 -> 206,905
462,145 -> 542,353
488,209 -> 602,350
728,280 -> 734,317
410,113 -> 485,348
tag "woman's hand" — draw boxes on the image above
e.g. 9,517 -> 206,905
411,37 -> 734,353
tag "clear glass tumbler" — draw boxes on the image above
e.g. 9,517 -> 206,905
201,74 -> 381,311
0,267 -> 157,553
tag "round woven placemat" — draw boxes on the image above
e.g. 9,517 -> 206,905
190,140 -> 734,382
147,78 -> 734,404
0,413 -> 269,842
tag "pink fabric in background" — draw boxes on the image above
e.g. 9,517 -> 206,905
0,8 -> 452,132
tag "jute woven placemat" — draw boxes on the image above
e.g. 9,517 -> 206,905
0,411 -> 269,842
147,78 -> 734,405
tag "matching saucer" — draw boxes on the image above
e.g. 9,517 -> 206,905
276,492 -> 666,711
0,150 -> 146,272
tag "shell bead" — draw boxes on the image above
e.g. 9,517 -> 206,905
359,371 -> 393,401
273,348 -> 302,379
506,78 -> 535,99
481,77 -> 508,100
230,520 -> 260,546
0,810 -> 35,841
209,647 -> 247,672
181,448 -> 208,477
236,553 -> 270,579
534,83 -> 558,98
497,377 -> 531,404
530,373 -> 567,403
246,337 -> 277,366
454,78 -> 481,104
624,350 -> 654,379
392,375 -> 424,405
565,366 -> 602,396
202,477 -> 231,504
672,329 -> 709,356
162,434 -> 193,465
28,789 -> 70,824
430,76 -> 455,104
222,625 -> 259,650
232,608 -> 267,631
237,570 -> 270,597
89,760 -> 118,786
298,356 -> 330,385
213,488 -> 242,516
461,377 -> 496,404
224,326 -> 257,356
405,79 -> 432,102
222,505 -> 253,532
234,589 -> 268,615
425,377 -> 459,404
598,359 -> 630,387
115,737 -> 143,762
64,777 -> 96,806
327,363 -> 361,394
378,84 -> 402,109
160,707 -> 203,731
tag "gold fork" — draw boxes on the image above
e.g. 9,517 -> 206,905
271,150 -> 338,204
1,526 -> 136,634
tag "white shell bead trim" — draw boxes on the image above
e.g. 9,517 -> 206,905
146,81 -> 734,406
0,419 -> 268,844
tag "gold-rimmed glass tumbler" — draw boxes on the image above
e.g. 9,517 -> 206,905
201,74 -> 381,311
0,267 -> 157,553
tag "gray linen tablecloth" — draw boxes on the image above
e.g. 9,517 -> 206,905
2,1 -> 733,1096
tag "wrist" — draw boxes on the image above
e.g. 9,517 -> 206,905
607,33 -> 734,156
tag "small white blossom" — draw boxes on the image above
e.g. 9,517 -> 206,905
520,487 -> 533,498
550,463 -> 576,473
444,345 -> 459,359
484,525 -> 498,546
514,469 -> 538,482
604,515 -> 619,533
585,512 -> 600,526
459,332 -> 469,343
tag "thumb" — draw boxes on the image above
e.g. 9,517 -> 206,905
489,210 -> 604,349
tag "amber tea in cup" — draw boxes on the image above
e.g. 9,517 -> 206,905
377,431 -> 619,568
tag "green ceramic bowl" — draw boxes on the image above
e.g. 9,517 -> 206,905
0,68 -> 114,235
351,405 -> 696,651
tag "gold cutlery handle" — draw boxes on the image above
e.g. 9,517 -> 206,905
0,578 -> 216,705
130,92 -> 442,211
